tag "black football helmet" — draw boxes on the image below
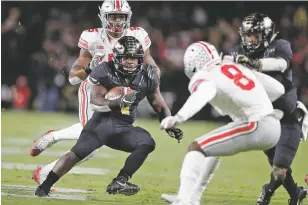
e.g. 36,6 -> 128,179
239,13 -> 277,56
113,36 -> 145,77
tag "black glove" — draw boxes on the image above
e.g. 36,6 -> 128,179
236,55 -> 262,71
119,88 -> 138,108
165,127 -> 184,143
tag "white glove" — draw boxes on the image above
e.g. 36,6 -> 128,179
297,101 -> 308,142
89,53 -> 105,70
160,115 -> 184,129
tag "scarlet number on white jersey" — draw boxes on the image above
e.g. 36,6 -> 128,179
108,53 -> 114,62
87,28 -> 99,32
221,64 -> 255,91
129,27 -> 141,31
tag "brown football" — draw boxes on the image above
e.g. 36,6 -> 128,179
105,86 -> 135,100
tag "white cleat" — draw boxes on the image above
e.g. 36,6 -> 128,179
161,193 -> 178,204
30,130 -> 56,157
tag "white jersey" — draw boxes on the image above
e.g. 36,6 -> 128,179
188,58 -> 274,122
78,27 -> 151,62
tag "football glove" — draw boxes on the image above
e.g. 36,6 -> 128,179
165,127 -> 184,143
119,87 -> 138,108
236,54 -> 262,71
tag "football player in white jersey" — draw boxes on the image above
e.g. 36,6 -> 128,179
159,41 -> 285,205
29,0 -> 161,185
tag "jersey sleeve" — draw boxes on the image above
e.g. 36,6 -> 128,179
274,39 -> 292,68
146,65 -> 160,92
136,27 -> 151,51
77,30 -> 95,56
188,70 -> 212,93
88,63 -> 108,86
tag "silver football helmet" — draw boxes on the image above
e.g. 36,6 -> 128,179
98,0 -> 132,38
184,41 -> 220,79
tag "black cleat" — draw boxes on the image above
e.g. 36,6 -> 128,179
34,185 -> 50,197
256,184 -> 274,205
288,186 -> 307,205
106,176 -> 140,196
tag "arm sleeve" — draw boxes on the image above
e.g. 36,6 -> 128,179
260,39 -> 292,72
176,78 -> 217,122
139,27 -> 151,51
77,31 -> 94,56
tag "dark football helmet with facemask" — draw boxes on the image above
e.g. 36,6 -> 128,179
113,36 -> 145,77
239,12 -> 278,57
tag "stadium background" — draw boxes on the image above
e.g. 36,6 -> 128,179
1,2 -> 308,205
2,1 -> 308,120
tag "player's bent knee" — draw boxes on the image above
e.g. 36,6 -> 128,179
136,144 -> 155,154
188,142 -> 205,155
84,149 -> 98,160
272,165 -> 287,182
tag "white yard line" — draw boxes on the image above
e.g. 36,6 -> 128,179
2,147 -> 114,158
1,162 -> 108,175
1,192 -> 87,200
2,184 -> 94,193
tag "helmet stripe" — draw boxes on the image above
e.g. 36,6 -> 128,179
197,41 -> 214,59
115,0 -> 121,10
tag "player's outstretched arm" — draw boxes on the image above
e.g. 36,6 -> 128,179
68,48 -> 92,85
176,80 -> 217,123
147,87 -> 184,143
147,87 -> 171,122
144,48 -> 161,79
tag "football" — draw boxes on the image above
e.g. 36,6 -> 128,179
105,86 -> 135,100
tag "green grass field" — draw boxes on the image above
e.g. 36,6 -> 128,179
1,111 -> 307,205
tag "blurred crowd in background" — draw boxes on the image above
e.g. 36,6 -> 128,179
1,2 -> 308,119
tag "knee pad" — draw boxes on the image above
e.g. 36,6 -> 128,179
136,144 -> 155,154
272,165 -> 287,182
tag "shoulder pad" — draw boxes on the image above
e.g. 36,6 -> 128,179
88,62 -> 110,85
126,27 -> 151,51
274,39 -> 292,62
142,64 -> 159,92
78,28 -> 100,53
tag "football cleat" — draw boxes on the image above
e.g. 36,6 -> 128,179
32,167 -> 56,191
161,193 -> 178,204
35,185 -> 50,197
106,176 -> 140,196
30,130 -> 56,156
256,184 -> 274,205
288,186 -> 307,205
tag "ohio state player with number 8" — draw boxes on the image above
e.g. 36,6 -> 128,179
160,41 -> 286,205
29,0 -> 161,186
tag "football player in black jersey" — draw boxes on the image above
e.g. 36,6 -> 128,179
34,36 -> 183,197
232,13 -> 307,205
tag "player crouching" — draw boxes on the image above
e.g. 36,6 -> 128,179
34,36 -> 183,197
160,41 -> 285,205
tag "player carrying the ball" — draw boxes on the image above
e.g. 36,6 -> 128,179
34,36 -> 183,197
30,0 -> 164,187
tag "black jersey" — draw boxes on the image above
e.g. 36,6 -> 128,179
89,62 -> 159,123
232,39 -> 298,117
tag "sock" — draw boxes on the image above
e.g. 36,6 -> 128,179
118,145 -> 154,179
177,151 -> 209,204
40,171 -> 60,191
283,168 -> 298,199
268,172 -> 283,193
191,156 -> 220,205
53,123 -> 83,141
